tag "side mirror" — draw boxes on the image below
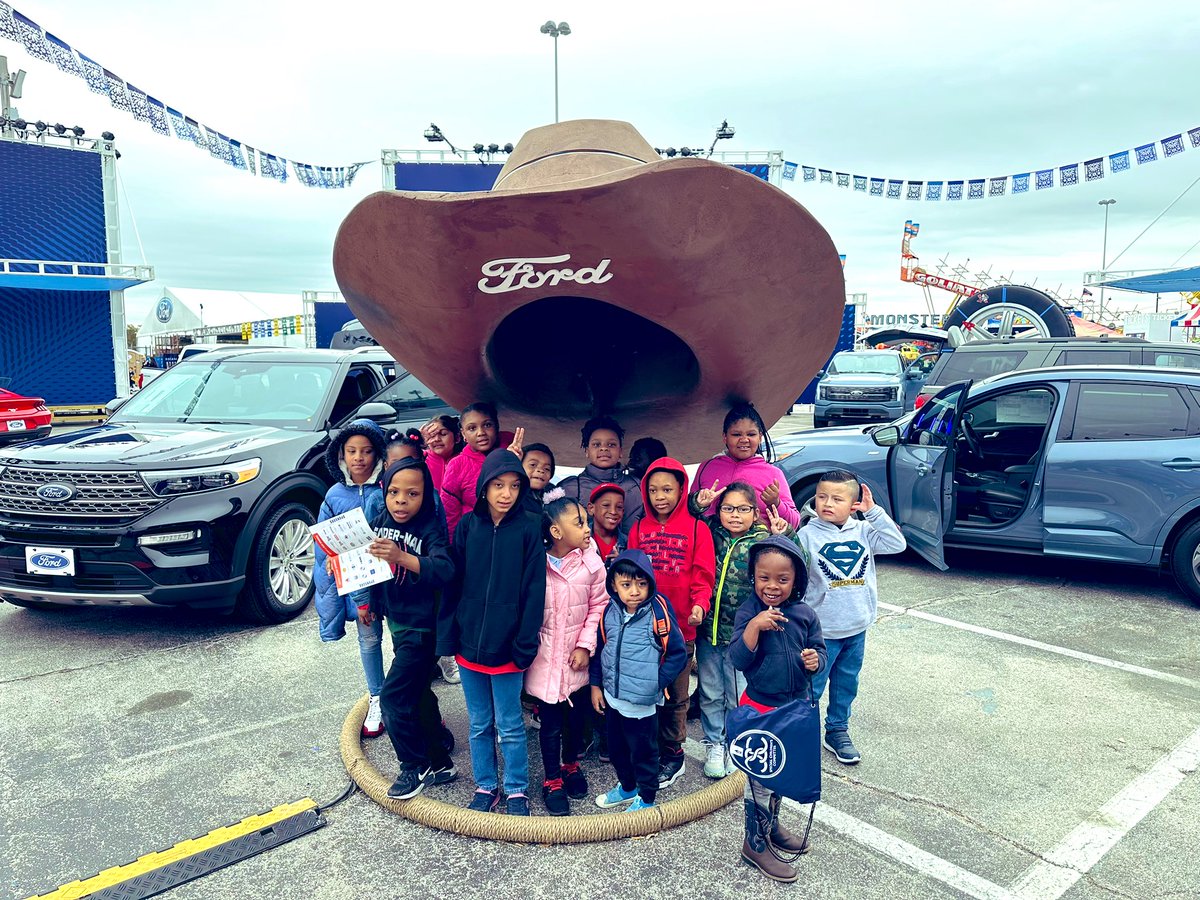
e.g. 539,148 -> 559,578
355,401 -> 396,423
105,396 -> 128,416
816,370 -> 825,378
872,425 -> 901,447
905,367 -> 922,379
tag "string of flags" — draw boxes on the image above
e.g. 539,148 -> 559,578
781,127 -> 1200,199
243,316 -> 304,339
0,3 -> 371,188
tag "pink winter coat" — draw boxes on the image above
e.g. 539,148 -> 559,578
694,453 -> 802,528
439,444 -> 487,539
524,546 -> 608,705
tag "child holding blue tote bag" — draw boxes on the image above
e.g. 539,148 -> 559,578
728,535 -> 826,884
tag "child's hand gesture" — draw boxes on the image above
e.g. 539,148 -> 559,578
852,482 -> 875,514
356,603 -> 375,627
569,648 -> 590,672
367,538 -> 405,566
751,607 -> 787,633
507,426 -> 525,457
695,479 -> 720,510
800,648 -> 819,672
419,421 -> 440,445
766,504 -> 789,535
591,685 -> 606,714
760,479 -> 781,509
688,605 -> 705,626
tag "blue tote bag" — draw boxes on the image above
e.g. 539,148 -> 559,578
725,692 -> 821,804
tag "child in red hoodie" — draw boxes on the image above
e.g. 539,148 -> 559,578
626,457 -> 716,791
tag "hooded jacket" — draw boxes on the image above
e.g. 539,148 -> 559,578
695,453 -> 802,529
439,443 -> 490,540
729,536 -> 827,708
626,458 -> 716,642
314,419 -> 387,643
556,464 -> 644,536
368,458 -> 455,632
787,505 -> 906,639
524,544 -> 608,705
588,549 -> 688,707
437,449 -> 547,670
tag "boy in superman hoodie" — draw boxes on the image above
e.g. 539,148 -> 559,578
626,457 -> 716,790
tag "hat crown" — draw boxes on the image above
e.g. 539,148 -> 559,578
493,119 -> 660,192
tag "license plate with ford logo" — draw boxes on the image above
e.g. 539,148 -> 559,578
26,547 -> 75,576
7,419 -> 26,431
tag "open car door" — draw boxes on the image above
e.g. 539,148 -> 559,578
885,380 -> 971,569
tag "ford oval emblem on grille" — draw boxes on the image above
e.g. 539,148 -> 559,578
36,482 -> 76,502
851,390 -> 864,397
32,552 -> 70,569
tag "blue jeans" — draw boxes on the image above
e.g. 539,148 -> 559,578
809,630 -> 866,733
696,639 -> 745,745
356,615 -> 384,697
458,667 -> 529,795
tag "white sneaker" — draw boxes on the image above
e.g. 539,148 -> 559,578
725,747 -> 737,776
703,741 -> 726,779
437,656 -> 461,684
362,695 -> 384,738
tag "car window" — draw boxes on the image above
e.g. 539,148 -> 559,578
911,353 -> 939,376
935,349 -> 1028,384
371,372 -> 445,412
1052,349 -> 1133,365
1154,351 -> 1200,369
330,366 -> 381,424
905,383 -> 967,447
967,388 -> 1055,428
1069,383 -> 1190,441
827,353 -> 902,375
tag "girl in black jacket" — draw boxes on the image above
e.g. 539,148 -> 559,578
437,448 -> 547,815
366,458 -> 457,801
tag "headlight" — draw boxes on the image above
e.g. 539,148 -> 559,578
818,387 -> 828,400
145,458 -> 262,496
774,448 -> 802,462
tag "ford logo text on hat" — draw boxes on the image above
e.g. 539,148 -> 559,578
36,483 -> 76,502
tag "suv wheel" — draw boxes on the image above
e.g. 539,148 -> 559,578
237,502 -> 317,624
793,482 -> 817,525
1169,519 -> 1200,607
945,285 -> 1076,339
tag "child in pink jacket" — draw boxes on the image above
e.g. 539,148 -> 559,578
526,491 -> 608,816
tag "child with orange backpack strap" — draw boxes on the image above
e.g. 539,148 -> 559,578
589,549 -> 687,811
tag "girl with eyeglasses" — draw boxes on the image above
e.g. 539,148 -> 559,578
687,479 -> 772,778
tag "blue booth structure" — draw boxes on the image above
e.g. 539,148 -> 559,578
0,129 -> 152,408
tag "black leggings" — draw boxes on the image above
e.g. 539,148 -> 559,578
537,686 -> 589,781
607,707 -> 659,804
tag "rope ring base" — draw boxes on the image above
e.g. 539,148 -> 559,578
340,695 -> 745,844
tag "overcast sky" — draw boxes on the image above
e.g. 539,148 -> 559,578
6,0 -> 1199,325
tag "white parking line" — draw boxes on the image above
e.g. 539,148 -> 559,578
682,739 -> 1018,899
1010,723 -> 1200,899
878,603 -> 1199,689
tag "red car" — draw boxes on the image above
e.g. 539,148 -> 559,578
0,380 -> 52,443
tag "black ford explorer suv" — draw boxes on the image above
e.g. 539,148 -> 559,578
0,348 -> 453,623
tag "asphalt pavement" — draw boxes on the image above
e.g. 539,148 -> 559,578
3,414 -> 1198,900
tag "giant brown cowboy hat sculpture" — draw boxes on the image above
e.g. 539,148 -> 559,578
333,119 -> 845,461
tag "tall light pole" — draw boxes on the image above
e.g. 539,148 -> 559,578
1099,198 -> 1116,317
539,20 -> 571,123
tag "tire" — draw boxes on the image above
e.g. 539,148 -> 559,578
1168,519 -> 1200,607
944,285 -> 1076,338
792,481 -> 818,525
237,502 -> 318,624
814,417 -> 829,429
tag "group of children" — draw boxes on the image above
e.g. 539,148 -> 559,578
313,400 -> 906,883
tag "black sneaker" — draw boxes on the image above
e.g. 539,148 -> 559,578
823,729 -> 861,765
506,794 -> 530,816
387,765 -> 432,800
430,763 -> 458,785
561,763 -> 588,800
467,788 -> 500,812
657,751 -> 686,789
542,780 -> 570,816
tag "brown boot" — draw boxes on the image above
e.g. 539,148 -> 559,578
769,795 -> 812,854
741,838 -> 799,883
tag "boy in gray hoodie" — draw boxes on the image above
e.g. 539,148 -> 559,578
769,469 -> 905,765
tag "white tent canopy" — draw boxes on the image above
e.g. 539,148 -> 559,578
136,288 -> 305,343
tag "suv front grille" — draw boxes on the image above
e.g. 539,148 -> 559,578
0,467 -> 164,522
825,386 -> 896,402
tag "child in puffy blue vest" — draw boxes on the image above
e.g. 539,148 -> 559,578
588,549 -> 687,811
